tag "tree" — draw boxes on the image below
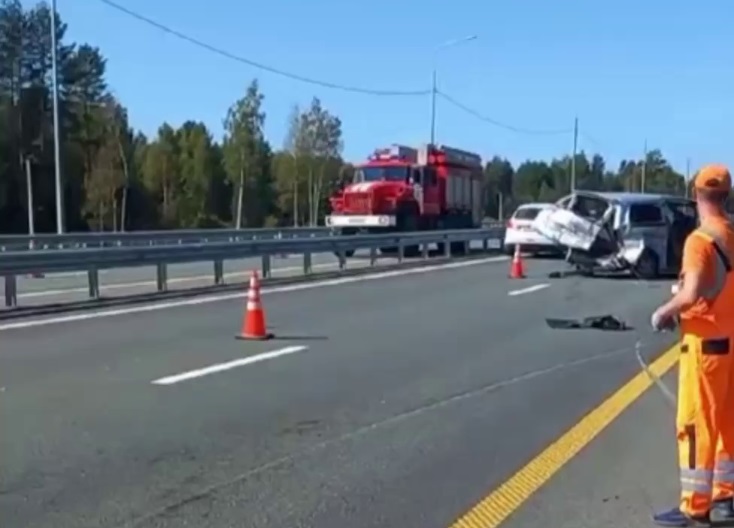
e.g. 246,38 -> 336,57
81,96 -> 135,231
483,157 -> 514,219
273,104 -> 302,226
296,97 -> 343,226
222,79 -> 270,228
0,0 -> 700,234
142,123 -> 180,226
271,149 -> 296,226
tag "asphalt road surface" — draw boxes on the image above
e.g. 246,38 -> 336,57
0,256 -> 680,528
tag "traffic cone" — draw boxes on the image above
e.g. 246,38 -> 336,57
235,271 -> 273,340
509,245 -> 526,279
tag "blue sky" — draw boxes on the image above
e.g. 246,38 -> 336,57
47,0 -> 734,176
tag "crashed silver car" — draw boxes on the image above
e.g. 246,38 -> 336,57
530,191 -> 698,278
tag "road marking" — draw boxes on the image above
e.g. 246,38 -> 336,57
0,256 -> 508,331
508,283 -> 550,296
17,262 -> 346,299
448,343 -> 679,528
152,345 -> 307,385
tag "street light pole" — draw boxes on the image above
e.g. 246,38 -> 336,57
570,116 -> 578,192
50,0 -> 64,233
430,35 -> 478,145
430,68 -> 437,145
641,139 -> 648,193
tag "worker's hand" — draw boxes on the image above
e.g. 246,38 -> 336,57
651,306 -> 676,332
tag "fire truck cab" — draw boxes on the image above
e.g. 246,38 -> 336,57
326,143 -> 484,256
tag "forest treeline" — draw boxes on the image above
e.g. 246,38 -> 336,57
0,0 -> 693,234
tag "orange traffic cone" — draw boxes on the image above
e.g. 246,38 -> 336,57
509,245 -> 526,279
235,271 -> 273,340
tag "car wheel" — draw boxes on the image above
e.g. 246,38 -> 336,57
504,243 -> 515,256
634,249 -> 659,279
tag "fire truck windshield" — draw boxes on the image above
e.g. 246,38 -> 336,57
355,166 -> 408,183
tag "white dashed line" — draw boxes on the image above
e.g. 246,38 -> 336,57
508,283 -> 550,296
151,346 -> 308,385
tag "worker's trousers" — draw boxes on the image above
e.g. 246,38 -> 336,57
677,333 -> 734,516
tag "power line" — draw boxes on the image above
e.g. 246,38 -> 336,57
578,131 -> 605,151
435,90 -> 572,136
97,0 -> 431,97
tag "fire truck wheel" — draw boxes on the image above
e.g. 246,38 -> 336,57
396,209 -> 420,257
450,241 -> 467,255
632,249 -> 659,280
332,249 -> 356,259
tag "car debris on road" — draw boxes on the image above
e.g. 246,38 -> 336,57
545,314 -> 630,331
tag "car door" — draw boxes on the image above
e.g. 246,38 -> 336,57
664,199 -> 698,271
625,201 -> 669,267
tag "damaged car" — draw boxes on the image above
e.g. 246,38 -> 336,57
530,191 -> 698,278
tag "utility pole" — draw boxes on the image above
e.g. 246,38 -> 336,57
570,116 -> 578,192
50,0 -> 64,233
430,35 -> 478,145
25,157 -> 35,238
641,139 -> 648,193
430,69 -> 437,145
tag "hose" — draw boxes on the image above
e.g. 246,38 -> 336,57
634,337 -> 677,408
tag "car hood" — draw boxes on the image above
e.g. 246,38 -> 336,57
531,207 -> 605,252
531,205 -> 643,266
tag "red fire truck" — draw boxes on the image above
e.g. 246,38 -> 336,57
326,143 -> 484,256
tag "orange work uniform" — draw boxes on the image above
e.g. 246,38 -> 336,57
676,215 -> 734,517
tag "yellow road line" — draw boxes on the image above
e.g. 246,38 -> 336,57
449,343 -> 680,528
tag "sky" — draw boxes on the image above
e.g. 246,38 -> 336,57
40,0 -> 734,176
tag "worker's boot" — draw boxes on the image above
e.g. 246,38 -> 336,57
712,498 -> 734,520
652,507 -> 710,527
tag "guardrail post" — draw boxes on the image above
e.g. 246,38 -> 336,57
213,260 -> 224,285
261,255 -> 272,279
156,263 -> 168,292
369,247 -> 378,266
87,268 -> 100,299
421,243 -> 429,259
482,237 -> 488,252
463,240 -> 469,254
303,252 -> 313,275
444,239 -> 451,258
4,275 -> 17,308
337,251 -> 347,270
397,241 -> 404,263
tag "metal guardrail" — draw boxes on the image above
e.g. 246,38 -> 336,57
0,227 -> 332,252
0,227 -> 506,308
0,221 -> 505,252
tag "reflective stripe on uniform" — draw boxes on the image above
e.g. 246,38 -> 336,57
692,226 -> 732,301
681,467 -> 714,493
715,460 -> 734,483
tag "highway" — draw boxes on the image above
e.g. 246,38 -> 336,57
0,256 -> 681,528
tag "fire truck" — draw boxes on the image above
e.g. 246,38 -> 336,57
326,143 -> 484,256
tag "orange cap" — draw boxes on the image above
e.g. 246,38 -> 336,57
694,164 -> 731,192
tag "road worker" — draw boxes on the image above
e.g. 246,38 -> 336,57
651,163 -> 734,526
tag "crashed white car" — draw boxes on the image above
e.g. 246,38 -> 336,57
531,191 -> 698,278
